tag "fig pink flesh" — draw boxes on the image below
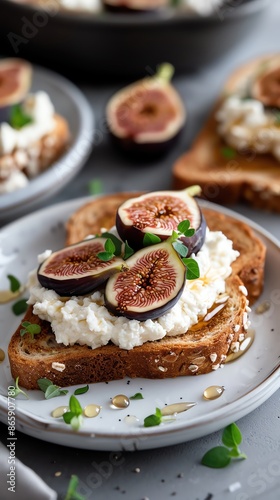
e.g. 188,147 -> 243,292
115,89 -> 177,136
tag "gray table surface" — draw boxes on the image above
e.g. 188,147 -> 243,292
1,1 -> 280,499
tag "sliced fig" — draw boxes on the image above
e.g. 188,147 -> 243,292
0,59 -> 32,123
102,0 -> 168,12
106,63 -> 186,156
37,238 -> 125,297
251,63 -> 280,108
116,188 -> 206,255
105,240 -> 186,321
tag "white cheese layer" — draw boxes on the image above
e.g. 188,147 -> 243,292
28,229 -> 238,350
216,95 -> 280,161
0,91 -> 55,156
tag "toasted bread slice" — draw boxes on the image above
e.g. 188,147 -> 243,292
8,275 -> 248,389
66,193 -> 266,304
0,114 -> 69,185
172,55 -> 280,212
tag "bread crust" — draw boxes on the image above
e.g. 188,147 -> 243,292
172,55 -> 280,212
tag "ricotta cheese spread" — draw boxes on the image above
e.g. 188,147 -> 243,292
216,95 -> 280,161
28,229 -> 239,350
181,0 -> 225,16
0,91 -> 55,156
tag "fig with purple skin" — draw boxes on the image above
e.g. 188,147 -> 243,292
116,187 -> 206,255
102,0 -> 169,12
104,239 -> 187,321
106,63 -> 186,156
0,59 -> 32,124
37,238 -> 125,297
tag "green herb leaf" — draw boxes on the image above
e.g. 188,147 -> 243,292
101,232 -> 122,256
10,104 -> 33,129
37,378 -> 53,392
7,274 -> 21,293
88,179 -> 103,196
222,423 -> 242,448
20,321 -> 41,339
124,241 -> 134,260
13,376 -> 29,399
221,146 -> 236,160
144,407 -> 162,427
70,415 -> 83,432
104,238 -> 115,254
173,240 -> 188,258
65,474 -> 85,500
69,395 -> 83,416
143,233 -> 162,247
177,220 -> 190,233
182,258 -> 200,280
130,392 -> 144,400
37,377 -> 68,399
201,446 -> 231,468
274,111 -> 280,126
74,385 -> 89,396
97,251 -> 114,262
63,411 -> 75,424
12,298 -> 28,316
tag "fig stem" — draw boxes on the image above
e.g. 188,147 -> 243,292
155,63 -> 174,83
185,185 -> 202,198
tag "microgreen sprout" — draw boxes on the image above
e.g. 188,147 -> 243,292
74,385 -> 89,396
221,146 -> 237,160
65,474 -> 85,500
144,407 -> 163,427
123,241 -> 134,260
20,321 -> 41,339
130,392 -> 144,400
7,274 -> 21,293
11,376 -> 29,399
63,395 -> 83,431
37,378 -> 68,400
10,104 -> 33,129
88,178 -> 103,196
97,238 -> 116,262
201,423 -> 247,468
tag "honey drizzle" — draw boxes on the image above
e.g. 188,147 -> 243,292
0,289 -> 23,304
189,302 -> 227,332
225,328 -> 255,363
161,402 -> 196,416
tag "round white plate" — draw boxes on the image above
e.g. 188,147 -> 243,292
0,197 -> 279,451
0,65 -> 94,220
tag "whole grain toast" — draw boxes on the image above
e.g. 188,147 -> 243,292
0,114 -> 69,183
8,275 -> 248,389
172,55 -> 280,212
66,193 -> 266,304
7,193 -> 266,389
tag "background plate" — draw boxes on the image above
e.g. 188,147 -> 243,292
0,65 -> 94,221
0,197 -> 279,451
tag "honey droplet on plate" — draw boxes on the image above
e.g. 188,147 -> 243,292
123,415 -> 140,425
161,402 -> 196,416
111,394 -> 130,409
203,386 -> 225,400
0,348 -> 5,363
51,406 -> 68,418
84,404 -> 101,418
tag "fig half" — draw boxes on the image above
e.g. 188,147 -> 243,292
116,188 -> 206,255
106,63 -> 186,156
0,58 -> 32,123
105,240 -> 186,321
37,238 -> 125,297
102,0 -> 168,12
